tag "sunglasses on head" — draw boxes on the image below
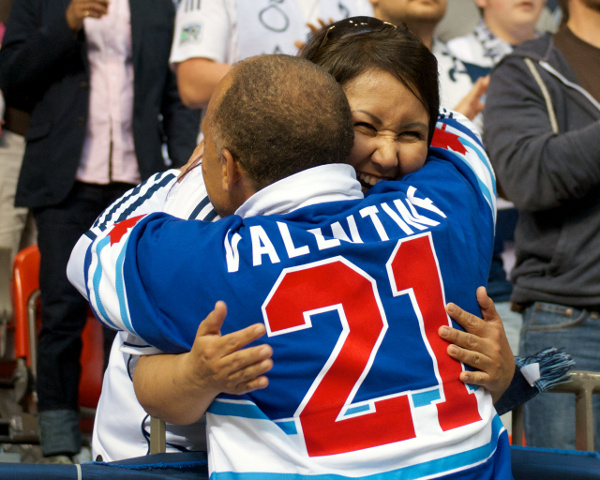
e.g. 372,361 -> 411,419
320,16 -> 396,48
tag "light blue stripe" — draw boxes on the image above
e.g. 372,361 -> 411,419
345,404 -> 371,416
458,136 -> 495,190
91,237 -> 117,329
115,236 -> 135,333
432,137 -> 496,222
211,416 -> 504,480
412,388 -> 441,407
212,388 -> 451,421
212,387 -> 477,419
208,401 -> 270,421
453,137 -> 496,216
275,420 -> 297,435
211,403 -> 298,434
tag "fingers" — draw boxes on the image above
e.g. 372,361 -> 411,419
215,344 -> 273,395
475,286 -> 499,321
438,325 -> 482,351
445,337 -> 485,369
458,369 -> 490,387
453,77 -> 488,120
194,300 -> 228,337
307,22 -> 320,34
445,302 -> 487,336
442,291 -> 516,401
471,75 -> 490,98
66,0 -> 109,31
194,301 -> 267,355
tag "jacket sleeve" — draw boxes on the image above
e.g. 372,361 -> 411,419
483,55 -> 600,212
0,0 -> 85,112
160,66 -> 201,168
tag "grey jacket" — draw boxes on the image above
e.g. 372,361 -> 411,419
483,32 -> 600,308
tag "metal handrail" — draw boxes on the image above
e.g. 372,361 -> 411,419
512,370 -> 600,451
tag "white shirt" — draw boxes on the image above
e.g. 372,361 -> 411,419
169,0 -> 373,67
77,0 -> 139,185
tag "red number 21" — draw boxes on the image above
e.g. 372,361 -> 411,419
262,233 -> 481,457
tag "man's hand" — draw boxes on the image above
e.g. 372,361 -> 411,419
453,76 -> 490,121
66,0 -> 109,32
182,301 -> 273,397
134,301 -> 273,425
439,286 -> 515,404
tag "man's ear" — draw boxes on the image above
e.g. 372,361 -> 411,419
220,147 -> 241,192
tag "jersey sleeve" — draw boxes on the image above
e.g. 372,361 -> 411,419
70,207 -> 235,354
430,108 -> 497,225
169,0 -> 233,67
67,170 -> 180,302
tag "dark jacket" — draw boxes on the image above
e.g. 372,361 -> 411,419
483,32 -> 600,308
0,0 -> 200,208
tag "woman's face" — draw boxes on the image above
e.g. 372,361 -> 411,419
343,69 -> 430,192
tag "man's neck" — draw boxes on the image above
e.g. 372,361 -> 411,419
567,2 -> 600,49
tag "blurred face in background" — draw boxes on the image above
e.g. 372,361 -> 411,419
476,0 -> 547,43
369,0 -> 447,27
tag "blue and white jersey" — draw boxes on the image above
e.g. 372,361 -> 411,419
69,112 -> 510,479
84,166 -> 218,462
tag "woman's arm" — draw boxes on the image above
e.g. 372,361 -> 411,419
440,287 -> 515,404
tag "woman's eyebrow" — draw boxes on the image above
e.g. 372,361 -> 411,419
352,110 -> 382,125
403,121 -> 428,130
353,110 -> 428,131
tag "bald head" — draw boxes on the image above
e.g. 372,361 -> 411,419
209,54 -> 354,191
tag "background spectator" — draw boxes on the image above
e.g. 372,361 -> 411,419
0,0 -> 199,462
0,0 -> 35,280
170,0 -> 373,111
446,0 -> 548,355
483,0 -> 600,452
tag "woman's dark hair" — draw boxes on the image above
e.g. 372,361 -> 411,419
299,17 -> 439,145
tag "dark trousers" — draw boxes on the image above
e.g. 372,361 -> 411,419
33,182 -> 133,455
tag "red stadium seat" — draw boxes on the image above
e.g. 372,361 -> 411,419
12,245 -> 104,413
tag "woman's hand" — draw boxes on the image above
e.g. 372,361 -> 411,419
440,286 -> 515,404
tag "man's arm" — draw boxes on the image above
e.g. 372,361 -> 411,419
176,58 -> 231,109
169,0 -> 233,109
133,301 -> 273,425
